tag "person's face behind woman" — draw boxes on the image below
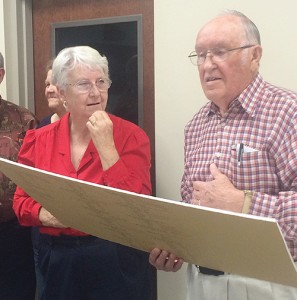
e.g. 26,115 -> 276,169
45,69 -> 64,112
62,65 -> 109,120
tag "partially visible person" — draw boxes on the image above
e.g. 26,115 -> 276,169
13,46 -> 154,300
38,59 -> 66,127
0,51 -> 37,299
31,59 -> 67,298
149,10 -> 297,300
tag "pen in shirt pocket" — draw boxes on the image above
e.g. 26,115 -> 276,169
238,143 -> 244,166
232,143 -> 258,166
231,143 -> 244,166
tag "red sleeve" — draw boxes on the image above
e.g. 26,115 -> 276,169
13,129 -> 43,226
102,124 -> 152,196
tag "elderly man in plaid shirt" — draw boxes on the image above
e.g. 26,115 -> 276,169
150,10 -> 297,300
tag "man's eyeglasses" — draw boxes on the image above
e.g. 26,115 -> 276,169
188,45 -> 255,66
66,78 -> 112,93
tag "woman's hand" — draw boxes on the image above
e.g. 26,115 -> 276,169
87,111 -> 119,170
149,248 -> 184,272
39,207 -> 66,228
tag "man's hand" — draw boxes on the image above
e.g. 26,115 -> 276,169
192,163 -> 244,212
149,248 -> 183,272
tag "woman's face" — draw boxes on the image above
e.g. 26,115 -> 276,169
45,69 -> 64,112
61,65 -> 109,119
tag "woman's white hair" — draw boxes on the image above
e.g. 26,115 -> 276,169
52,45 -> 110,90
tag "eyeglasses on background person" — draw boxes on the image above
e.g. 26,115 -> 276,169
188,44 -> 255,66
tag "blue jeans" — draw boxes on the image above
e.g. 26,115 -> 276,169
0,219 -> 36,300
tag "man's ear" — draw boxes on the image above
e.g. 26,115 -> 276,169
0,68 -> 5,84
252,45 -> 262,65
250,45 -> 262,73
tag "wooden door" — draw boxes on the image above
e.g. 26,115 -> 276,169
32,0 -> 155,190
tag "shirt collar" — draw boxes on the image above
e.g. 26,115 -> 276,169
57,112 -> 71,155
58,112 -> 97,155
237,73 -> 264,117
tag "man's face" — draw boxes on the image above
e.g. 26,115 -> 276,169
195,15 -> 260,109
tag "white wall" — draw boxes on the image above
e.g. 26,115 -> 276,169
0,0 -> 34,111
154,1 -> 297,299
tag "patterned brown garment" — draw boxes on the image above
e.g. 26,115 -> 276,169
0,95 -> 37,222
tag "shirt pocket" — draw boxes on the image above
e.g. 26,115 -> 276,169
229,149 -> 279,194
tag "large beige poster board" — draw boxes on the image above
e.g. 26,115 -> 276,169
0,157 -> 296,287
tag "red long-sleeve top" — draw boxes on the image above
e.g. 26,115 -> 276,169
13,113 -> 151,236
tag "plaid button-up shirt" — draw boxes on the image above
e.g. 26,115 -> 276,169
181,73 -> 297,260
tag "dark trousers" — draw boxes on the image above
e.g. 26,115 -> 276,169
32,226 -> 44,299
38,234 -> 153,300
0,219 -> 36,300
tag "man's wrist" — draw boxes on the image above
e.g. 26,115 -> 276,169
242,190 -> 253,213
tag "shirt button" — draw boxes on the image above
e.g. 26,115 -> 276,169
214,152 -> 221,158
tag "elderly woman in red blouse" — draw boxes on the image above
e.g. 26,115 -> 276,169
13,46 -> 153,300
